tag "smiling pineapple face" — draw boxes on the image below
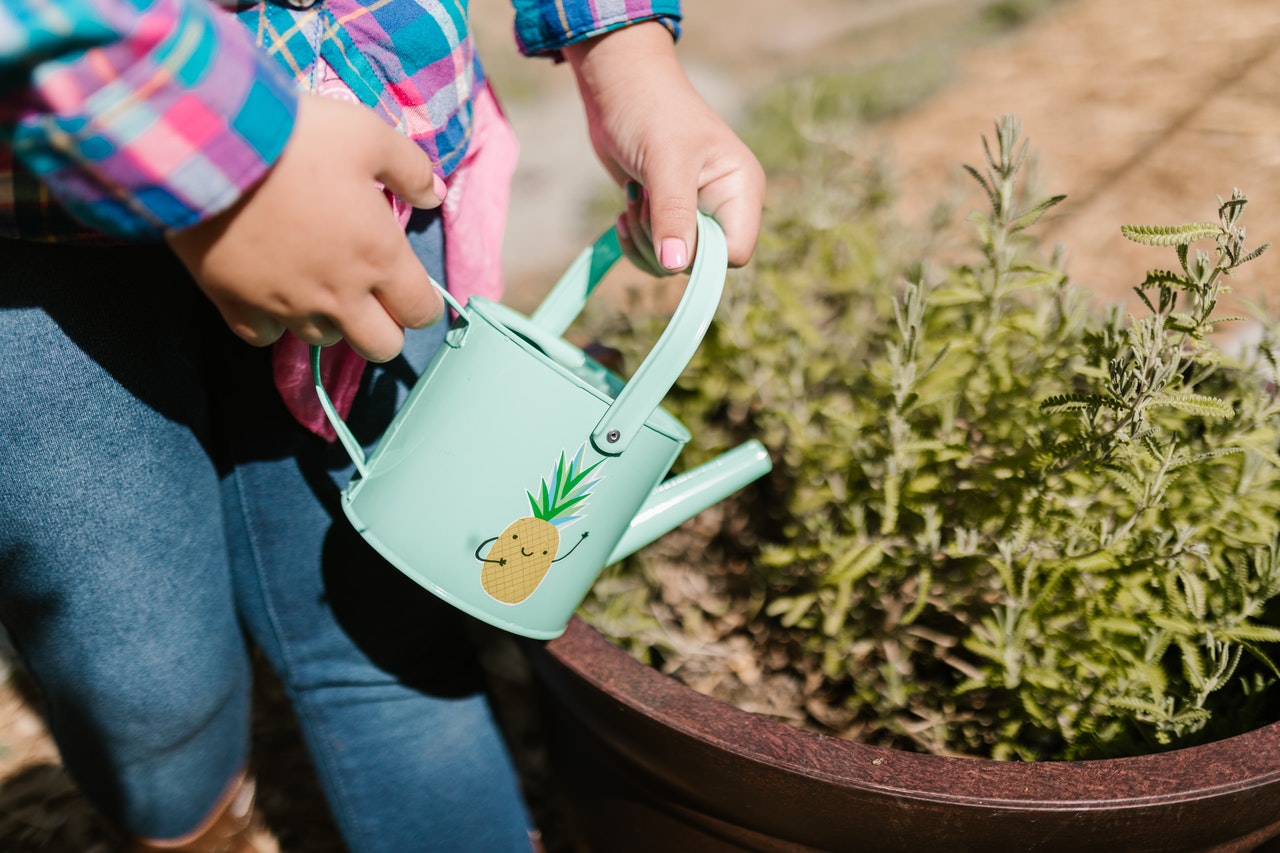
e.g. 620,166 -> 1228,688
481,448 -> 600,604
480,517 -> 560,604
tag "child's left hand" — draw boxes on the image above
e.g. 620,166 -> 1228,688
563,22 -> 765,275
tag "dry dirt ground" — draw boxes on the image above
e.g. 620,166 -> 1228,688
883,0 -> 1280,317
483,0 -> 1280,318
5,0 -> 1280,849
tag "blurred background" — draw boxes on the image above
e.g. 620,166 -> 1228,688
5,0 -> 1280,848
473,0 -> 1280,318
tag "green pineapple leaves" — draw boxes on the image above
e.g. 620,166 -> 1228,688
529,447 -> 602,524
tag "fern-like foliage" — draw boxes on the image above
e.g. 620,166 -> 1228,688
579,116 -> 1280,764
1121,222 -> 1221,246
1138,269 -> 1191,290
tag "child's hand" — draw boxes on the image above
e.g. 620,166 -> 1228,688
564,22 -> 765,275
166,93 -> 446,363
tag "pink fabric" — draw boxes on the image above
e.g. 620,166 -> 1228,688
273,74 -> 520,440
440,86 -> 519,306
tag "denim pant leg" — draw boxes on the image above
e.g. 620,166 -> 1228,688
218,210 -> 533,853
0,211 -> 531,848
0,241 -> 251,839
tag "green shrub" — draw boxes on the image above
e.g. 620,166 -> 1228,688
580,116 -> 1280,761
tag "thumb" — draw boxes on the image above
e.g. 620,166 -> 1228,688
642,162 -> 700,272
367,114 -> 447,209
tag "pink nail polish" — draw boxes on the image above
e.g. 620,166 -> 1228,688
660,237 -> 688,270
433,172 -> 448,201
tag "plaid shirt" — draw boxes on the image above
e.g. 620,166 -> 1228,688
0,0 -> 680,243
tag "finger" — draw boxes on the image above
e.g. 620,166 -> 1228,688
286,316 -> 344,347
345,235 -> 444,361
625,180 -> 653,245
214,301 -> 285,348
615,212 -> 638,261
640,162 -> 698,273
374,244 -> 445,330
615,213 -> 653,274
360,108 -> 447,210
619,188 -> 660,274
336,298 -> 406,364
699,164 -> 766,268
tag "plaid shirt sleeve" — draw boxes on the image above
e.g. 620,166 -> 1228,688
0,0 -> 298,241
512,0 -> 681,57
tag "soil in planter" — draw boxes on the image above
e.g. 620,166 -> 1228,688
585,504 -> 982,757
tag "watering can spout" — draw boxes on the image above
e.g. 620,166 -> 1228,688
606,440 -> 772,566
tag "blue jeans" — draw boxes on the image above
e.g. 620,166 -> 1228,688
0,212 -> 533,851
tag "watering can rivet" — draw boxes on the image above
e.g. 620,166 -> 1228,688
606,429 -> 621,444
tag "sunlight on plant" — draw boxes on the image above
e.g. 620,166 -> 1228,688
580,115 -> 1280,761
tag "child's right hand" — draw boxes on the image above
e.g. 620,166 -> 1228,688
562,22 -> 765,277
166,93 -> 445,363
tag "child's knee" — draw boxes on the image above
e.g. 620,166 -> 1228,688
46,628 -> 250,757
43,643 -> 252,837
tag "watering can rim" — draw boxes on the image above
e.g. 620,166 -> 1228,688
455,294 -> 694,445
313,212 -> 727,473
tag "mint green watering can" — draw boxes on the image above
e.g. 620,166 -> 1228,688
313,213 -> 771,639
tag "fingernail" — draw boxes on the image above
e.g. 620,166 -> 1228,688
660,237 -> 688,270
615,214 -> 630,240
625,181 -> 642,204
433,172 -> 448,201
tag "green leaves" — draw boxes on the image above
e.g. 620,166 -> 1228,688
1040,393 -> 1116,414
1138,269 -> 1191,291
578,115 -> 1280,763
1150,392 -> 1234,419
1121,222 -> 1221,247
1009,194 -> 1067,234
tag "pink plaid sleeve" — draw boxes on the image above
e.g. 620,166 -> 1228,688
1,0 -> 298,240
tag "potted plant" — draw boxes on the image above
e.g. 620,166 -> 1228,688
527,118 -> 1280,851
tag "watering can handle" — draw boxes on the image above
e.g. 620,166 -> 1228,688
310,276 -> 465,478
532,212 -> 728,456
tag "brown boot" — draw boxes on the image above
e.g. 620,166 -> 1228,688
129,770 -> 278,853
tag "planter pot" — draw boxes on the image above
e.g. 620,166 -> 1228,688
529,617 -> 1280,852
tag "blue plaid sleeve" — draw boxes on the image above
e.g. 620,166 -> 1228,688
511,0 -> 682,57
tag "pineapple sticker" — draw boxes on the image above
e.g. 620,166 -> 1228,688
475,447 -> 599,604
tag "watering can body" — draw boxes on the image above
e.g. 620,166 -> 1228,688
314,214 -> 771,639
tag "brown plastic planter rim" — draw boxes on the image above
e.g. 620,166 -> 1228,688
542,616 -> 1280,814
